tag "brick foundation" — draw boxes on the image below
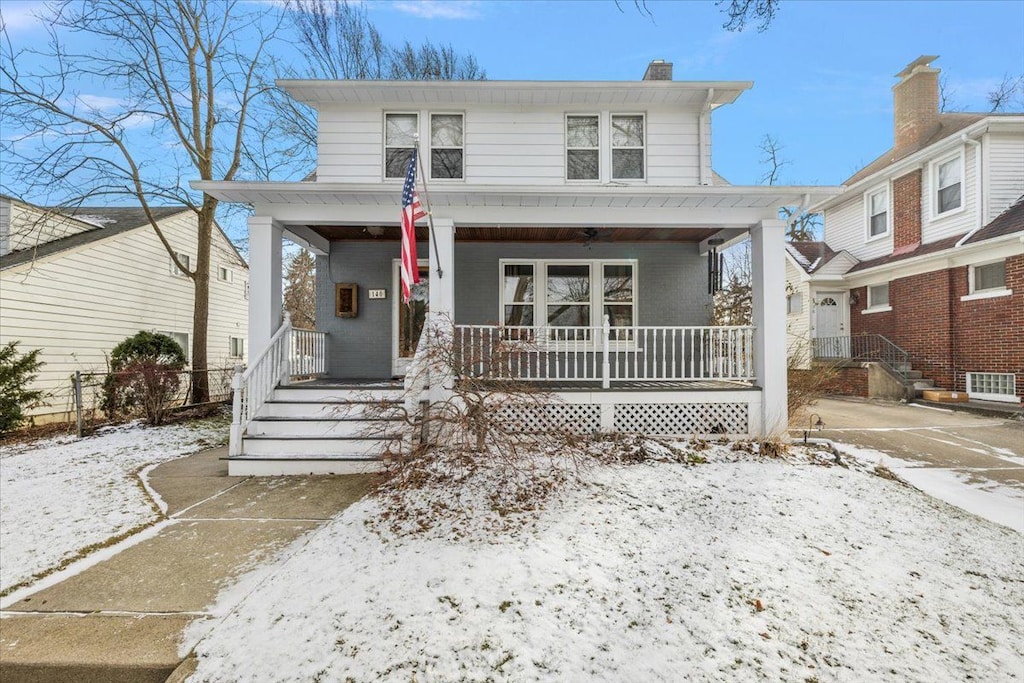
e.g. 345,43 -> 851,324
817,366 -> 869,397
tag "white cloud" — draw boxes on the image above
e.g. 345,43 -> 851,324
391,0 -> 481,20
0,1 -> 49,31
76,94 -> 124,111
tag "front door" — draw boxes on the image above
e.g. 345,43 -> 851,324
813,293 -> 848,358
392,260 -> 429,376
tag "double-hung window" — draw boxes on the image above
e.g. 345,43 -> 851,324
935,155 -> 962,215
430,113 -> 463,179
170,252 -> 190,277
867,187 -> 888,238
611,114 -> 645,180
566,115 -> 599,180
385,113 -> 418,179
500,260 -> 637,343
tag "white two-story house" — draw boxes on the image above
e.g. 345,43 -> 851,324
787,56 -> 1024,404
196,60 -> 839,475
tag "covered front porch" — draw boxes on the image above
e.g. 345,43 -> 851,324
191,181 -> 836,459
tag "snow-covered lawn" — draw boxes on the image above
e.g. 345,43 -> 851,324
187,445 -> 1024,682
0,415 -> 228,593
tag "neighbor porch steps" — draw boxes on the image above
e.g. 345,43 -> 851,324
231,382 -> 407,475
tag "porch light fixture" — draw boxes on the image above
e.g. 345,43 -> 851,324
365,226 -> 385,237
803,413 -> 825,444
849,292 -> 859,306
707,238 -> 725,295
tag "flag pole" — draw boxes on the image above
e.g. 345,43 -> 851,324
414,135 -> 443,279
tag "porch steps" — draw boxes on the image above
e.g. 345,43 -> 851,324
233,381 -> 407,475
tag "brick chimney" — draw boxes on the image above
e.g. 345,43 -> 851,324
643,59 -> 673,81
893,55 -> 940,158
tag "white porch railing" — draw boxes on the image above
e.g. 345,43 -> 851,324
291,327 -> 328,377
455,319 -> 755,387
229,315 -> 328,455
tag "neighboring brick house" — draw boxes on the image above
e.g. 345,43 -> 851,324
787,56 -> 1024,404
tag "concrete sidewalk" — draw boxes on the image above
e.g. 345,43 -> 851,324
0,447 -> 377,683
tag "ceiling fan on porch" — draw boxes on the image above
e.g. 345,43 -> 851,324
580,227 -> 607,247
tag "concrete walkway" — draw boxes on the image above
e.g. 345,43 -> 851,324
0,447 -> 377,683
801,397 -> 1024,532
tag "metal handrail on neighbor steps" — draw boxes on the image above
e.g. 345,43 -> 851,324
812,334 -> 911,380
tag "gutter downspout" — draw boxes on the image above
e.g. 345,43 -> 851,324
698,88 -> 714,186
955,132 -> 985,247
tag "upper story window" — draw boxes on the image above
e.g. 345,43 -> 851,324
218,265 -> 232,282
566,115 -> 599,180
867,187 -> 888,239
430,113 -> 463,179
385,113 -> 418,179
934,154 -> 962,216
611,114 -> 645,180
170,252 -> 190,277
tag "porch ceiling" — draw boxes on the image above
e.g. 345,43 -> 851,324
310,225 -> 720,243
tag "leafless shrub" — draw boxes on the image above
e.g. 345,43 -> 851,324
788,339 -> 838,425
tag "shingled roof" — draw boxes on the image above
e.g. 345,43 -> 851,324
963,194 -> 1024,245
1,205 -> 188,270
786,241 -> 840,274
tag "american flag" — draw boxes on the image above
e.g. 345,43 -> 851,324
400,149 -> 426,303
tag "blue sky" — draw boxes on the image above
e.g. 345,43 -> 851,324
2,0 -> 1022,219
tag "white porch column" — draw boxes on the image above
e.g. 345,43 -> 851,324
248,215 -> 283,364
750,218 -> 788,436
428,217 -> 455,320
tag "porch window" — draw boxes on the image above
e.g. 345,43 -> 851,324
546,264 -> 591,331
385,113 -> 418,179
503,263 -> 535,326
430,113 -> 463,179
499,259 -> 637,336
566,115 -> 599,180
867,187 -> 888,238
935,155 -> 962,215
611,114 -> 644,180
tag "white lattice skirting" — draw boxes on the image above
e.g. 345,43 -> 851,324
495,390 -> 759,436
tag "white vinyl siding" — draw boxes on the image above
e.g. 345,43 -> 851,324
986,133 -> 1024,221
784,258 -> 812,369
0,211 -> 248,418
823,195 -> 892,261
316,106 -> 702,185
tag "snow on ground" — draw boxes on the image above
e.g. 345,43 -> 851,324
0,415 -> 227,593
834,441 -> 1024,534
187,445 -> 1024,682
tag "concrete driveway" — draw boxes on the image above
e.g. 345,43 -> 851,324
799,397 -> 1024,533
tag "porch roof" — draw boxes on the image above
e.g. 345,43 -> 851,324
192,181 -> 840,229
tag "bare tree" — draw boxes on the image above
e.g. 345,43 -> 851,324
988,73 -> 1024,112
717,0 -> 780,32
939,74 -> 959,113
283,249 -> 316,329
262,0 -> 484,173
759,134 -> 821,240
1,0 -> 279,404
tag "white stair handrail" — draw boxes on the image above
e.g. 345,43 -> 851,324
229,313 -> 293,456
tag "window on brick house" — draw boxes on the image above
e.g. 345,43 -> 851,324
867,187 -> 888,238
935,155 -> 962,215
966,372 -> 1017,403
867,283 -> 889,309
971,260 -> 1006,293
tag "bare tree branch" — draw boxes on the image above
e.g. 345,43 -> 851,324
716,0 -> 780,32
988,73 -> 1024,112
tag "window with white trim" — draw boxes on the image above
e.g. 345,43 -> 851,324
611,114 -> 645,180
170,252 -> 190,277
430,113 -> 463,179
787,293 -> 803,315
158,330 -> 189,361
966,372 -> 1017,403
566,115 -> 599,180
218,265 -> 232,282
229,336 -> 245,359
867,283 -> 889,309
385,113 -> 418,179
970,260 -> 1006,293
867,187 -> 888,238
500,259 -> 637,337
935,155 -> 962,215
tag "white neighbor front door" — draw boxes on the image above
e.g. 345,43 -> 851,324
813,292 -> 848,357
391,259 -> 429,376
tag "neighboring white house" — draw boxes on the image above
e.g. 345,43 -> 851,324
0,196 -> 250,421
786,56 -> 1024,402
194,60 -> 839,475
